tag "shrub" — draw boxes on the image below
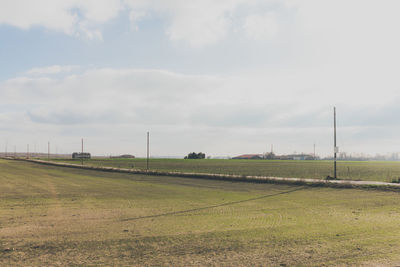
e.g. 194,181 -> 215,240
185,152 -> 206,159
391,177 -> 400,183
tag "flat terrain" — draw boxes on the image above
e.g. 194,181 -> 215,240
55,158 -> 400,182
2,159 -> 400,266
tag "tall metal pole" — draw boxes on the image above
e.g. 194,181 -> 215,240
27,144 -> 29,159
48,142 -> 50,160
334,107 -> 337,179
313,143 -> 316,159
81,138 -> 84,165
147,132 -> 149,170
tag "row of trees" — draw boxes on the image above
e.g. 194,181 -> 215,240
184,152 -> 205,159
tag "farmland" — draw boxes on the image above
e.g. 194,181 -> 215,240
53,158 -> 400,183
2,159 -> 400,266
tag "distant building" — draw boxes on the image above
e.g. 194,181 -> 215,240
232,153 -> 317,160
110,154 -> 135,159
232,154 -> 263,160
72,152 -> 91,159
276,154 -> 315,160
264,152 -> 276,159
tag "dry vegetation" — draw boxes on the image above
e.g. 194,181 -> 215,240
2,159 -> 400,266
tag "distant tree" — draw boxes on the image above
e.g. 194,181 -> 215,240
185,152 -> 206,159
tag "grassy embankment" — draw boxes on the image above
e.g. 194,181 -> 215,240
2,159 -> 400,266
52,158 -> 400,183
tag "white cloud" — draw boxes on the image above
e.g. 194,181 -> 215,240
243,12 -> 278,41
123,0 -> 241,47
123,0 -> 283,47
26,65 -> 79,76
2,0 -> 399,50
163,0 -> 239,48
3,65 -> 400,156
0,0 -> 286,46
0,0 -> 122,39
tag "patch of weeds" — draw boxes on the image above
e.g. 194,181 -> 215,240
391,177 -> 400,183
325,175 -> 337,180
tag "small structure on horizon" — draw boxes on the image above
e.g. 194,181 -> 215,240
72,152 -> 91,159
232,154 -> 263,160
110,154 -> 135,159
275,154 -> 316,160
232,153 -> 317,160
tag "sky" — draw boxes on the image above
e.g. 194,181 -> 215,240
1,0 -> 400,158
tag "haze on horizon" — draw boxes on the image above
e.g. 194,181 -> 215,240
1,0 -> 400,158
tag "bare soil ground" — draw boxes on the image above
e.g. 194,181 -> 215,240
1,159 -> 400,266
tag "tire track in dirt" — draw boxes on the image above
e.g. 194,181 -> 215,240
41,175 -> 64,230
120,187 -> 304,221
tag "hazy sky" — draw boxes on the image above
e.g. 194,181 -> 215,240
1,0 -> 400,157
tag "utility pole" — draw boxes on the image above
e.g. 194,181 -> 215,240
313,143 -> 316,159
81,138 -> 84,165
48,142 -> 50,160
27,144 -> 29,159
334,107 -> 337,179
147,132 -> 149,170
14,145 -> 16,158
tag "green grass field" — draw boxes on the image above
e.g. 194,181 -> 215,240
2,159 -> 400,266
54,158 -> 400,182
